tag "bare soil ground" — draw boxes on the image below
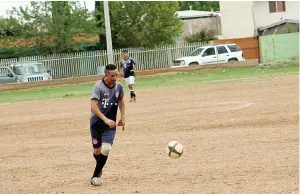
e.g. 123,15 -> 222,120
0,74 -> 298,194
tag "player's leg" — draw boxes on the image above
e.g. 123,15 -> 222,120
124,77 -> 133,102
90,126 -> 103,186
91,129 -> 116,186
129,76 -> 136,102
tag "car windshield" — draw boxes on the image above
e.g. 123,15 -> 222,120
189,48 -> 204,56
23,63 -> 45,74
12,66 -> 23,75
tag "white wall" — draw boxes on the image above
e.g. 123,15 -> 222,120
219,1 -> 256,39
253,1 -> 300,28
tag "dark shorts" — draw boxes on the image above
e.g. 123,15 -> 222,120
90,121 -> 116,149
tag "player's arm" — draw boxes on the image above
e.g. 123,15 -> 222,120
118,97 -> 125,130
91,100 -> 108,122
119,97 -> 125,119
131,59 -> 137,71
118,61 -> 124,75
91,100 -> 115,128
117,85 -> 125,130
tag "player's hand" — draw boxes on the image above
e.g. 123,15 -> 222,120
118,117 -> 125,131
104,118 -> 116,128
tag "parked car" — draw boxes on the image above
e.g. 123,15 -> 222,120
172,43 -> 245,68
0,61 -> 52,84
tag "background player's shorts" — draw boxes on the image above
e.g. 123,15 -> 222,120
90,122 -> 116,148
124,76 -> 135,85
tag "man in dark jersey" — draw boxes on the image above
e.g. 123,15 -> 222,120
90,64 -> 125,186
119,49 -> 137,102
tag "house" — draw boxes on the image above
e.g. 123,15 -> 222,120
219,1 -> 299,39
175,10 -> 222,42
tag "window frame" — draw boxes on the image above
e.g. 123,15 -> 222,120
216,46 -> 229,54
269,1 -> 286,13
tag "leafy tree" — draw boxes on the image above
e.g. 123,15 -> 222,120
184,28 -> 217,43
0,16 -> 23,37
7,1 -> 102,53
178,1 -> 219,11
96,1 -> 182,48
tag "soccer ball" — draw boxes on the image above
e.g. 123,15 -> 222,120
166,141 -> 183,158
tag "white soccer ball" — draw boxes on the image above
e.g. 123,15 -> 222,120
166,141 -> 183,158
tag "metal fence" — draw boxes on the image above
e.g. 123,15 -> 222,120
0,42 -> 211,79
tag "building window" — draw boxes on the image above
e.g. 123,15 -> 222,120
269,1 -> 286,13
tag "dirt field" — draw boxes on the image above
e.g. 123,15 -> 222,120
0,74 -> 298,194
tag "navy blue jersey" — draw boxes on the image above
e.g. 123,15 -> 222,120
90,78 -> 124,128
120,58 -> 136,78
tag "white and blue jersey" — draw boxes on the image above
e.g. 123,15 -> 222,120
120,58 -> 136,78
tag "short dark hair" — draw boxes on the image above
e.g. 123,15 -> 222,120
105,64 -> 117,74
122,49 -> 128,53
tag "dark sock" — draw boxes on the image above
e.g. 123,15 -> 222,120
130,91 -> 136,98
92,154 -> 108,178
130,91 -> 133,98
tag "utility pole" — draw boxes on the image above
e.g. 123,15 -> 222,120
103,1 -> 113,64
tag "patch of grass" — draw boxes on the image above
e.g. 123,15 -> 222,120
0,65 -> 298,104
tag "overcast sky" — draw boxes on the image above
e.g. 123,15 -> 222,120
0,1 -> 95,18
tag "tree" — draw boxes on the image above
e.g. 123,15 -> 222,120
184,28 -> 217,43
51,1 -> 72,52
7,1 -> 102,53
0,16 -> 23,37
96,1 -> 182,48
178,1 -> 219,11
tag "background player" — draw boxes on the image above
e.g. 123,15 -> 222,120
119,49 -> 137,102
90,64 -> 125,186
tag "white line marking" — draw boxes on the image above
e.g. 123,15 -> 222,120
210,101 -> 253,114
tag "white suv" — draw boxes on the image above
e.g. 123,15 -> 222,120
172,43 -> 245,68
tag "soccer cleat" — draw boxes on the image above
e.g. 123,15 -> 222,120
91,177 -> 101,186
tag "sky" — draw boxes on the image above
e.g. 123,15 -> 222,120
0,1 -> 95,18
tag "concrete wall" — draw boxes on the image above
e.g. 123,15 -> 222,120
177,17 -> 222,42
259,32 -> 299,62
219,1 -> 299,39
253,1 -> 299,28
219,1 -> 255,39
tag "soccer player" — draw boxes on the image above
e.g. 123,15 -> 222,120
90,64 -> 125,186
119,49 -> 137,102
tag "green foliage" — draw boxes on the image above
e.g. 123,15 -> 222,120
1,1 -> 183,55
284,23 -> 299,34
97,1 -> 182,48
178,1 -> 219,11
0,42 -> 102,59
184,28 -> 217,43
6,1 -> 102,53
0,17 -> 23,37
51,1 -> 72,53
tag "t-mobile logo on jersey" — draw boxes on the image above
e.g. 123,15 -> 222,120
102,99 -> 110,108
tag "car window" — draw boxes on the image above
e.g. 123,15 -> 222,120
227,45 -> 242,52
12,66 -> 23,75
202,47 -> 215,56
217,46 -> 228,54
190,48 -> 204,56
0,68 -> 13,77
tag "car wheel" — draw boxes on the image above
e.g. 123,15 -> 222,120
228,58 -> 238,63
189,62 -> 199,66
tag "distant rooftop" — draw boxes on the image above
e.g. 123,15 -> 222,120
176,10 -> 221,19
257,19 -> 299,31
